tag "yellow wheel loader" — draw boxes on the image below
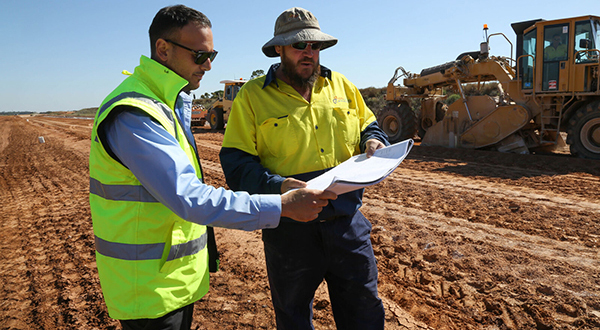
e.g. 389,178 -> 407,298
206,79 -> 247,130
378,15 -> 600,159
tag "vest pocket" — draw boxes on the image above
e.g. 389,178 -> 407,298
258,116 -> 299,158
159,221 -> 197,274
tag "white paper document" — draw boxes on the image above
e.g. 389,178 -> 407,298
305,139 -> 414,194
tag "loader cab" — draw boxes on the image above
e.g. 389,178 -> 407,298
220,80 -> 245,114
224,83 -> 242,102
516,15 -> 599,93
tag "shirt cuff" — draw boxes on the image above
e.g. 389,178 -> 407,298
256,194 -> 282,229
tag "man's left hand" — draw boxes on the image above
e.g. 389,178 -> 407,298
365,139 -> 386,158
281,177 -> 307,194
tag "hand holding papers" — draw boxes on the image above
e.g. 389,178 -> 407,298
305,139 -> 414,195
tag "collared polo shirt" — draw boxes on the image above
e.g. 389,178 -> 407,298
223,64 -> 377,177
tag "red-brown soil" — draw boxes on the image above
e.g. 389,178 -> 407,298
1,115 -> 599,329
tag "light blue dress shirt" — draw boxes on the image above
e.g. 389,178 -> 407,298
101,91 -> 281,231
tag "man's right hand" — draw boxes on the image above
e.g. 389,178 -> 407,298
280,188 -> 337,222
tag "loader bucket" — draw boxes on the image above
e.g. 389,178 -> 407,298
421,95 -> 529,149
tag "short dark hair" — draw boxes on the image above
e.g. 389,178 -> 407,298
149,5 -> 212,56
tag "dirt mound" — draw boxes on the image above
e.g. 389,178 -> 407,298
1,116 -> 599,329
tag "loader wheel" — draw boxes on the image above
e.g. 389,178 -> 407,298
208,108 -> 224,130
567,100 -> 600,160
377,103 -> 417,143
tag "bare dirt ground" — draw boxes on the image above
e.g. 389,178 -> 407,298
1,115 -> 600,330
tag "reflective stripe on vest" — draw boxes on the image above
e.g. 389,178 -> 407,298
90,177 -> 158,202
98,91 -> 176,134
94,232 -> 207,261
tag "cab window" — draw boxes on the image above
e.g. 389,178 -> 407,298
542,24 -> 569,91
232,85 -> 241,100
521,28 -> 536,89
544,25 -> 569,61
574,19 -> 599,64
225,85 -> 233,101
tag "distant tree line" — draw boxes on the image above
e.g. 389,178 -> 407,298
0,111 -> 36,116
194,90 -> 223,109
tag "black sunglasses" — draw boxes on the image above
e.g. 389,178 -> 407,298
165,39 -> 218,64
291,41 -> 323,51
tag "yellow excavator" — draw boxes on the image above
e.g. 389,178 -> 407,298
378,15 -> 600,159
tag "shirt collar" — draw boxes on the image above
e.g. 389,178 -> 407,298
175,91 -> 192,127
262,63 -> 332,89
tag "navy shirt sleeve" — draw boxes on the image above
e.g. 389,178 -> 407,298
219,147 -> 285,194
360,121 -> 390,153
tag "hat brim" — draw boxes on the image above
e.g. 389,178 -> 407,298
262,28 -> 338,57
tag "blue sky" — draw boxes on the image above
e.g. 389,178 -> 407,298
1,0 -> 597,112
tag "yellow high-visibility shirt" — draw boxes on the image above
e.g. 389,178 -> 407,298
222,66 -> 376,177
545,44 -> 568,60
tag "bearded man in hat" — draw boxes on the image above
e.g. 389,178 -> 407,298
220,7 -> 388,330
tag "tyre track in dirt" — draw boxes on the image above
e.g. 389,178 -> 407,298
3,117 -> 600,329
405,148 -> 600,200
0,117 -> 118,329
365,197 -> 600,272
386,168 -> 600,214
365,196 -> 600,329
414,155 -> 600,186
368,164 -> 600,248
360,149 -> 600,329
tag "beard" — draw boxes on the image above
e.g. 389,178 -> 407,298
280,52 -> 320,90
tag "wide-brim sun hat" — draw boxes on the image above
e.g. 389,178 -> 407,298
262,7 -> 338,58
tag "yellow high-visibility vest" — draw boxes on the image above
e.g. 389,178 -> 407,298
89,56 -> 208,320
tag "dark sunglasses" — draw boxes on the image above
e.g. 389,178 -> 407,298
165,39 -> 218,64
291,41 -> 323,51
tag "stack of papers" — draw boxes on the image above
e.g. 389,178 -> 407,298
305,139 -> 414,194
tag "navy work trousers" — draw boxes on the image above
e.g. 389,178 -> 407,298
262,211 -> 385,330
119,303 -> 194,330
